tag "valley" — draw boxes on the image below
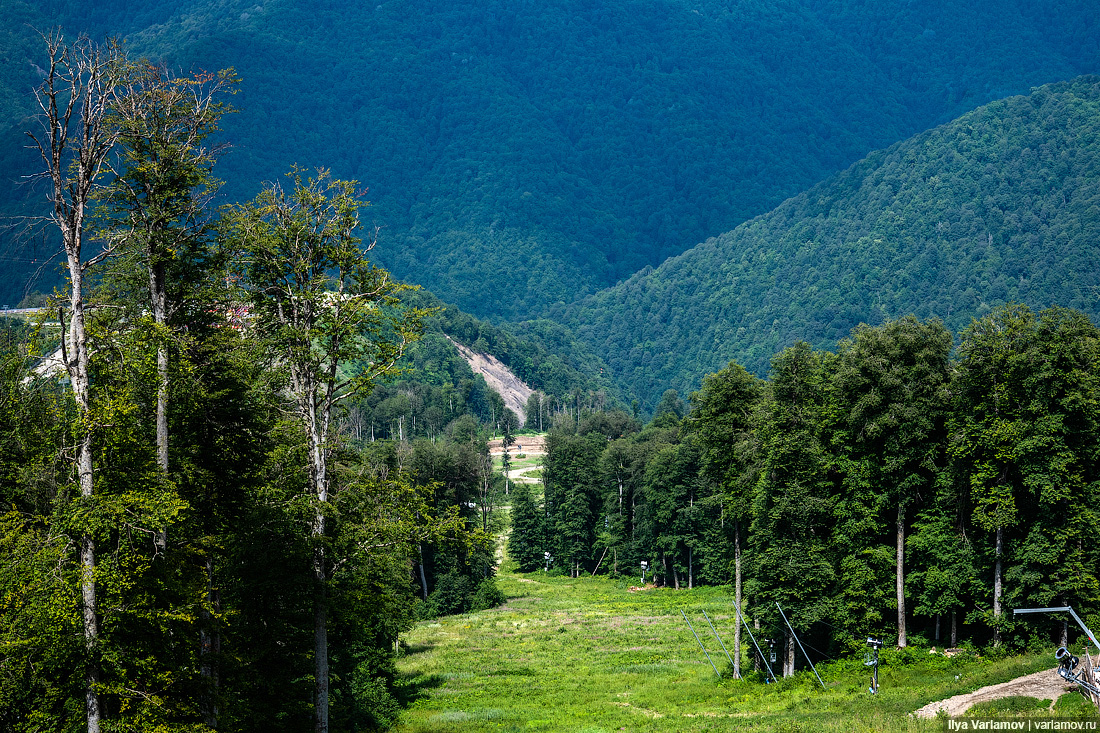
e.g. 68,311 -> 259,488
3,3 -> 1100,731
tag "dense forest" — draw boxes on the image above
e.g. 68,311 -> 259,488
569,77 -> 1100,409
0,37 -> 543,733
1,0 -> 1099,318
519,307 -> 1100,673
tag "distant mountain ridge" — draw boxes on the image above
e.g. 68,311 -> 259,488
566,77 -> 1100,408
1,0 -> 1099,319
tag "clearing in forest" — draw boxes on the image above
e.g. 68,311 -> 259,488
392,568 -> 1086,732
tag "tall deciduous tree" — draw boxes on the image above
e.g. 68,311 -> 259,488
25,32 -> 128,733
102,62 -> 236,489
99,65 -> 237,725
227,168 -> 429,733
689,360 -> 764,676
831,316 -> 952,647
951,305 -> 1100,644
951,305 -> 1031,644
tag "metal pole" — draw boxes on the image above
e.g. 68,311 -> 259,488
681,610 -> 721,677
1014,606 -> 1100,649
866,638 -> 882,694
775,603 -> 826,689
701,609 -> 735,668
733,601 -> 776,683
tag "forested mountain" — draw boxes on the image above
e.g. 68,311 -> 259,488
2,0 -> 1099,318
569,76 -> 1100,408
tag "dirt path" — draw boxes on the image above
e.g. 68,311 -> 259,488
912,668 -> 1074,718
505,465 -> 541,484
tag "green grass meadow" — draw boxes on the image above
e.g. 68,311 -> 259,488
494,454 -> 543,472
393,565 -> 1077,732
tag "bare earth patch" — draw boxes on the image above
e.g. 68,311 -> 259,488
449,337 -> 534,425
912,668 -> 1075,718
488,433 -> 546,455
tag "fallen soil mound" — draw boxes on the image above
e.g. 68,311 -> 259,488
912,668 -> 1074,718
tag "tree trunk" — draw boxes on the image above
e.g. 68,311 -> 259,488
631,493 -> 636,541
69,256 -> 101,733
200,557 -> 220,729
312,425 -> 329,731
951,609 -> 957,647
896,503 -> 906,648
993,526 -> 1003,646
753,616 -> 760,673
153,259 -> 169,551
417,546 -> 429,601
617,476 -> 623,517
935,614 -> 940,642
734,520 -> 742,679
785,630 -> 795,677
314,543 -> 329,733
309,391 -> 330,733
81,534 -> 100,733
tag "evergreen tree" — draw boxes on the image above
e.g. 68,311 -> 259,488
508,482 -> 546,572
749,342 -> 839,674
543,432 -> 603,576
598,436 -> 648,575
908,474 -> 979,646
636,440 -> 704,589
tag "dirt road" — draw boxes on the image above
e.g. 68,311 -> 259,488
912,668 -> 1075,718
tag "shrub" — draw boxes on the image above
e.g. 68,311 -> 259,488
421,571 -> 474,618
470,577 -> 506,611
346,668 -> 401,731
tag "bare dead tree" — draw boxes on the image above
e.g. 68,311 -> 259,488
24,30 -> 128,733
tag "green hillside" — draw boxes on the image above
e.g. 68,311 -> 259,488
2,0 -> 1099,317
389,288 -> 622,407
568,76 -> 1100,408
